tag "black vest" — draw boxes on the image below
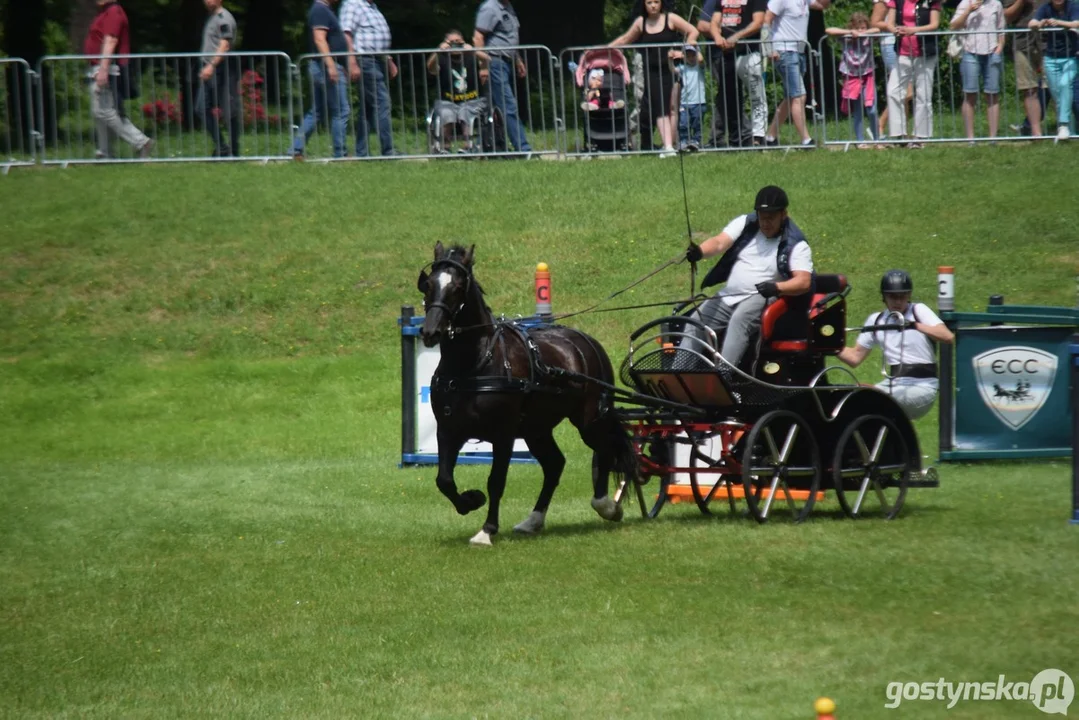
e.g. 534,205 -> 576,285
893,0 -> 939,58
701,214 -> 808,290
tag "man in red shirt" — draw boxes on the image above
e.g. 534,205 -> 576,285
84,0 -> 153,159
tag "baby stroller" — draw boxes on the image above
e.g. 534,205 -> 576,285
575,48 -> 632,153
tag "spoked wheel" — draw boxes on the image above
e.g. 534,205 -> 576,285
740,410 -> 821,524
607,443 -> 670,519
832,415 -> 912,519
688,432 -> 739,516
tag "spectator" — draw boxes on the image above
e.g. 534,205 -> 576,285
610,0 -> 699,158
951,0 -> 1006,141
426,30 -> 489,154
1029,0 -> 1079,140
677,45 -> 707,150
683,185 -> 813,369
340,0 -> 399,157
195,0 -> 241,158
763,0 -> 818,147
708,0 -> 769,147
473,0 -> 531,155
83,0 -> 153,160
885,0 -> 942,147
837,270 -> 954,420
293,0 -> 350,159
1004,0 -> 1048,136
826,13 -> 880,145
872,0 -> 914,139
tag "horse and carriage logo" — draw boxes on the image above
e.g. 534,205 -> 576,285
973,346 -> 1057,431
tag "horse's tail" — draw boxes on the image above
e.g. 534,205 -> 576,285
605,411 -> 638,486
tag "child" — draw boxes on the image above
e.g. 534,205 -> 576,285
581,68 -> 626,111
676,45 -> 706,151
826,13 -> 880,145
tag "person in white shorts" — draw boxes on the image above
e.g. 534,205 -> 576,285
837,269 -> 955,419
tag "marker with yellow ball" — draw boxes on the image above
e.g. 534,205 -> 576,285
814,696 -> 836,720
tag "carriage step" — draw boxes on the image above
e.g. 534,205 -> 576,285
664,484 -> 826,503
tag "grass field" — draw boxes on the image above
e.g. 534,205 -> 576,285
2,147 -> 1078,718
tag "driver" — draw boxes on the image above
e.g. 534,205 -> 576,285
836,269 -> 955,419
684,185 -> 813,368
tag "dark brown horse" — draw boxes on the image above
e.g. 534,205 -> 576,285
416,242 -> 637,546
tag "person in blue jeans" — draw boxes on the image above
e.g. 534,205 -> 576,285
293,0 -> 350,159
677,45 -> 707,150
1030,0 -> 1079,139
473,0 -> 531,154
340,0 -> 398,157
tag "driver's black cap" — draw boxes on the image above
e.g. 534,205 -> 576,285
755,185 -> 789,212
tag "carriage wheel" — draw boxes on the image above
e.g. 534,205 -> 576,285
740,410 -> 821,524
606,451 -> 670,519
688,435 -> 739,516
832,415 -> 912,519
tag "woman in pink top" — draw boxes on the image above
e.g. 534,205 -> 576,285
885,0 -> 942,146
950,0 -> 1006,140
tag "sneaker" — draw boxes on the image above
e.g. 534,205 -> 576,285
580,101 -> 592,112
658,146 -> 677,158
292,152 -> 305,162
138,139 -> 155,159
687,141 -> 700,153
764,136 -> 779,147
752,136 -> 766,147
800,137 -> 816,148
612,99 -> 625,109
1057,125 -> 1069,141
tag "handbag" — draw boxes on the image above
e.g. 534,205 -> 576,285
946,34 -> 963,60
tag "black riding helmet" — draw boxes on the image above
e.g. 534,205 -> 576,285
880,269 -> 913,295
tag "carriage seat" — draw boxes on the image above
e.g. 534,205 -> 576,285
760,274 -> 848,354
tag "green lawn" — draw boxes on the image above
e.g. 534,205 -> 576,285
1,147 -> 1077,718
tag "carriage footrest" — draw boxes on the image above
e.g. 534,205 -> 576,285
906,467 -> 940,489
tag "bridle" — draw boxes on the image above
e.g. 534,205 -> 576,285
422,257 -> 475,337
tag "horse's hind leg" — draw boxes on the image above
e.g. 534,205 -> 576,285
580,419 -> 624,523
513,430 -> 565,535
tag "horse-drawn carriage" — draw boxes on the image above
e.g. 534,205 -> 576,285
610,274 -> 937,523
416,243 -> 938,545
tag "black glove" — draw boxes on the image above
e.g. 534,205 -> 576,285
685,242 -> 703,263
755,281 -> 779,298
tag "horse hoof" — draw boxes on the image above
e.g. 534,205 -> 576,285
457,489 -> 487,515
591,496 -> 623,522
513,511 -> 546,535
469,529 -> 493,547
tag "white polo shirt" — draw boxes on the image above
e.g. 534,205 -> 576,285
720,214 -> 814,305
856,303 -> 941,386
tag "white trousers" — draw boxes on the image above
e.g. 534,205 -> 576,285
887,55 -> 936,139
875,379 -> 938,420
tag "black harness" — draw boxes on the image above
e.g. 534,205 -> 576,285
424,258 -> 580,412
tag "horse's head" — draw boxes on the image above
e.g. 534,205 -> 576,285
417,241 -> 475,348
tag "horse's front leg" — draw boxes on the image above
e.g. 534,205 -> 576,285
436,428 -> 486,516
471,438 -> 514,547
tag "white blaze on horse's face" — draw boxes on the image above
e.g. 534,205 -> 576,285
436,269 -> 454,292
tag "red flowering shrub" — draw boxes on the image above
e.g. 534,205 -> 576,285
141,93 -> 181,125
241,71 -> 283,129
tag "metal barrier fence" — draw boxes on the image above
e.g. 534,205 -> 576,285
292,45 -> 559,161
36,52 -> 294,165
558,40 -> 823,157
816,28 -> 1077,148
1,58 -> 36,170
7,29 -> 1075,169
